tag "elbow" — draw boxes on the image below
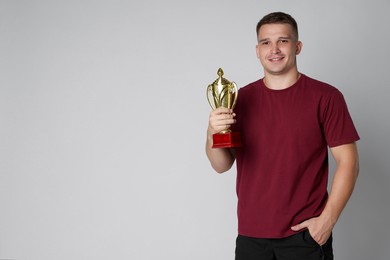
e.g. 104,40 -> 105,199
211,159 -> 234,173
213,164 -> 232,174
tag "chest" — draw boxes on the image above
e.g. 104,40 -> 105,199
238,90 -> 324,146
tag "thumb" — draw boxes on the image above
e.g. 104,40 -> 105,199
291,221 -> 309,231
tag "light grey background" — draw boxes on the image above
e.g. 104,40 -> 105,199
1,0 -> 389,259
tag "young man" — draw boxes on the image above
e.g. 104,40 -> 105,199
206,12 -> 360,260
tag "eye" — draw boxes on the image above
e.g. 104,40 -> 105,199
261,41 -> 270,45
279,39 -> 289,43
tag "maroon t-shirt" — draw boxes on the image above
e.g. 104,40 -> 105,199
232,74 -> 359,238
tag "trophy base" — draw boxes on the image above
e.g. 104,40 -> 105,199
212,132 -> 242,148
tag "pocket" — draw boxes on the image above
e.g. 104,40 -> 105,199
303,230 -> 333,248
322,232 -> 333,247
303,229 -> 320,247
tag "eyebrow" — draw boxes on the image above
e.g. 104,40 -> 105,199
258,36 -> 292,43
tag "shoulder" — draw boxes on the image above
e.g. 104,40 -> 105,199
234,79 -> 262,112
302,74 -> 342,96
300,75 -> 347,107
238,79 -> 262,96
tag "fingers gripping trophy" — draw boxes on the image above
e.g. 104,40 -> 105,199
207,68 -> 242,148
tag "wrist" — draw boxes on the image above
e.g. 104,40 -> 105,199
320,205 -> 338,227
206,128 -> 215,146
207,126 -> 217,137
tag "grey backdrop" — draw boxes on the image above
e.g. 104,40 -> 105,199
1,0 -> 389,259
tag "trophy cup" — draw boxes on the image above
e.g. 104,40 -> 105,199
207,68 -> 242,148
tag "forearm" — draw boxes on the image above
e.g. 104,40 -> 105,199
206,130 -> 235,173
321,143 -> 359,226
321,165 -> 359,227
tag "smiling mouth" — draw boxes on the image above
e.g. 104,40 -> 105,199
269,57 -> 284,62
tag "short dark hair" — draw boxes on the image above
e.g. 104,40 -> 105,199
256,12 -> 299,40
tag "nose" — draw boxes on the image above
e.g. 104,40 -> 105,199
271,43 -> 281,54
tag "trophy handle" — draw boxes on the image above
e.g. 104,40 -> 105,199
231,82 -> 238,109
207,84 -> 217,110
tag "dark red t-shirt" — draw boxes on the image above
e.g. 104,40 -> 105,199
232,74 -> 359,238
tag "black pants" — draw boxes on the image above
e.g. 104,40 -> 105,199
235,230 -> 333,260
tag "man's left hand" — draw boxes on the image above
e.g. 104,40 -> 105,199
291,215 -> 334,246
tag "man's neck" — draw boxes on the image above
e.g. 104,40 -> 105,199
263,70 -> 301,90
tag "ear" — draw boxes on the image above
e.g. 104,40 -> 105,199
296,41 -> 303,55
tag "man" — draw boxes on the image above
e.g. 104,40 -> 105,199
206,12 -> 360,260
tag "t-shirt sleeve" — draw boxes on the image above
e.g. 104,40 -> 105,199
321,89 -> 360,147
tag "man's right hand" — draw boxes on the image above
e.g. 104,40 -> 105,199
207,107 -> 236,135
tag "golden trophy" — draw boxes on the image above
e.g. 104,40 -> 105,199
207,68 -> 242,148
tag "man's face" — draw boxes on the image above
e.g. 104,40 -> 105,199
256,23 -> 302,76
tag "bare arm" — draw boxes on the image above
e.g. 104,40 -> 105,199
291,142 -> 359,245
205,107 -> 236,173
